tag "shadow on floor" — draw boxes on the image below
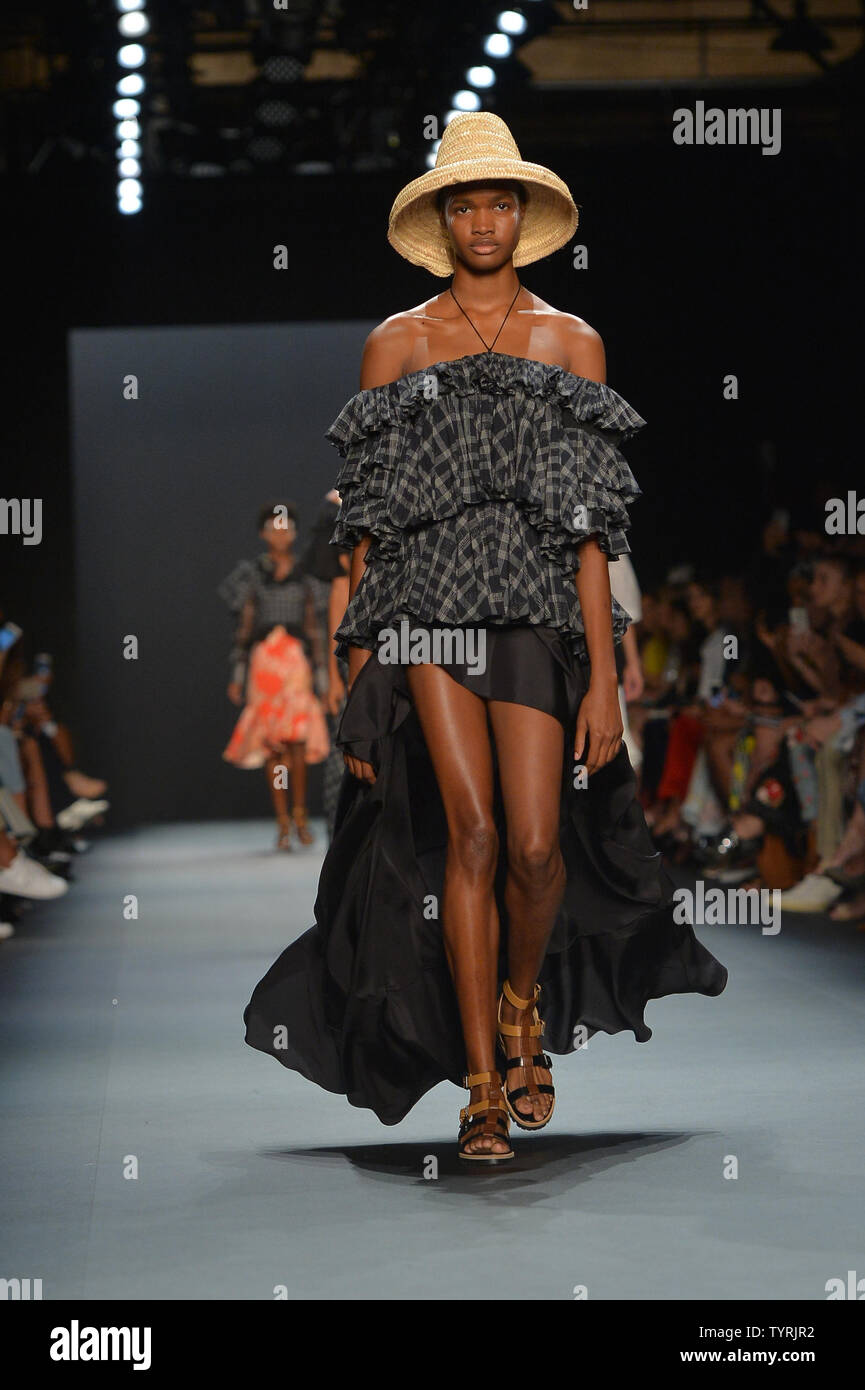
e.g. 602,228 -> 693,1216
259,1129 -> 701,1197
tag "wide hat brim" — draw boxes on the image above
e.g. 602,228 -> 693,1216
388,151 -> 579,278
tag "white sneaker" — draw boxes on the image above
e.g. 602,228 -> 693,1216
780,873 -> 843,914
57,798 -> 109,831
0,851 -> 69,899
0,922 -> 14,940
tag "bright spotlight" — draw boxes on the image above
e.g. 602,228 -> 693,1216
466,65 -> 496,88
116,0 -> 145,11
484,34 -> 512,58
113,98 -> 141,118
452,90 -> 481,111
118,12 -> 149,37
116,119 -> 140,139
497,11 -> 527,35
119,139 -> 141,157
117,43 -> 146,68
117,177 -> 142,198
118,157 -> 141,177
117,73 -> 145,96
118,194 -> 143,214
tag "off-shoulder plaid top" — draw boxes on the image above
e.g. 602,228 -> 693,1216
324,351 -> 645,664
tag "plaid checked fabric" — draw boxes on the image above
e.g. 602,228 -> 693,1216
218,554 -> 314,684
324,352 -> 645,664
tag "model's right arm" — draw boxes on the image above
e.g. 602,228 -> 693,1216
345,317 -> 414,692
227,594 -> 256,705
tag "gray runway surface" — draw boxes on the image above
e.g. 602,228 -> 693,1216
2,821 -> 864,1301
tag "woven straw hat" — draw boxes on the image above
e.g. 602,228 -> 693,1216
388,111 -> 579,278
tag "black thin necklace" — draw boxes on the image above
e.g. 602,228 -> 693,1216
448,281 -> 522,354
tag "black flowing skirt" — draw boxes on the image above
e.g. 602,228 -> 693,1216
242,624 -> 728,1125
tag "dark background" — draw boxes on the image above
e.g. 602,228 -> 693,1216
69,321 -> 373,824
3,56 -> 863,825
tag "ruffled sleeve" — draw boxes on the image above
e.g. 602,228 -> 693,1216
323,354 -> 645,574
325,394 -> 411,559
217,558 -> 259,613
537,372 -> 644,575
217,559 -> 260,687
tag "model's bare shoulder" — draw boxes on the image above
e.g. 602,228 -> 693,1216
358,313 -> 418,390
558,313 -> 606,384
519,296 -> 606,383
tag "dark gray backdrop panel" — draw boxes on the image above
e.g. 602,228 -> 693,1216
70,322 -> 373,827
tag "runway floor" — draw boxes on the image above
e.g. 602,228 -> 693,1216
2,820 -> 864,1301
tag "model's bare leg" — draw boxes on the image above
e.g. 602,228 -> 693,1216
406,663 -> 507,1156
286,741 -> 314,843
288,741 -> 307,809
265,754 -> 290,842
488,699 -> 565,1123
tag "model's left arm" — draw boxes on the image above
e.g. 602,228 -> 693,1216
303,578 -> 326,671
567,321 -> 625,775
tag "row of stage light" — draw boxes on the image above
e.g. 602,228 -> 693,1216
426,7 -> 540,165
112,0 -> 149,215
110,3 -> 545,210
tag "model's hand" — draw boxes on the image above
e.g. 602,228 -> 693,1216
347,646 -> 373,688
344,753 -> 376,784
622,660 -> 644,703
575,679 -> 623,776
325,672 -> 345,715
227,681 -> 244,706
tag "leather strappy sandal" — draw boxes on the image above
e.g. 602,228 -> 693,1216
291,805 -> 314,846
458,1070 -> 514,1164
496,978 -> 556,1131
275,815 -> 293,852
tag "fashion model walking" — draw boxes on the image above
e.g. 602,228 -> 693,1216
220,501 -> 330,849
243,113 -> 727,1164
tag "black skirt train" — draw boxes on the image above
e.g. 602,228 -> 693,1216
243,624 -> 728,1125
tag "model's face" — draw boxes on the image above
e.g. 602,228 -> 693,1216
440,182 -> 524,272
260,516 -> 296,551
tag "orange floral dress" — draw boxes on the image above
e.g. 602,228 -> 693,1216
223,626 -> 330,769
219,556 -> 330,770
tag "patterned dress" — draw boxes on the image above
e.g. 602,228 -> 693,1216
243,352 -> 728,1124
219,555 -> 329,769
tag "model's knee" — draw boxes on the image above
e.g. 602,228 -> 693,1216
448,819 -> 499,877
508,835 -> 563,887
